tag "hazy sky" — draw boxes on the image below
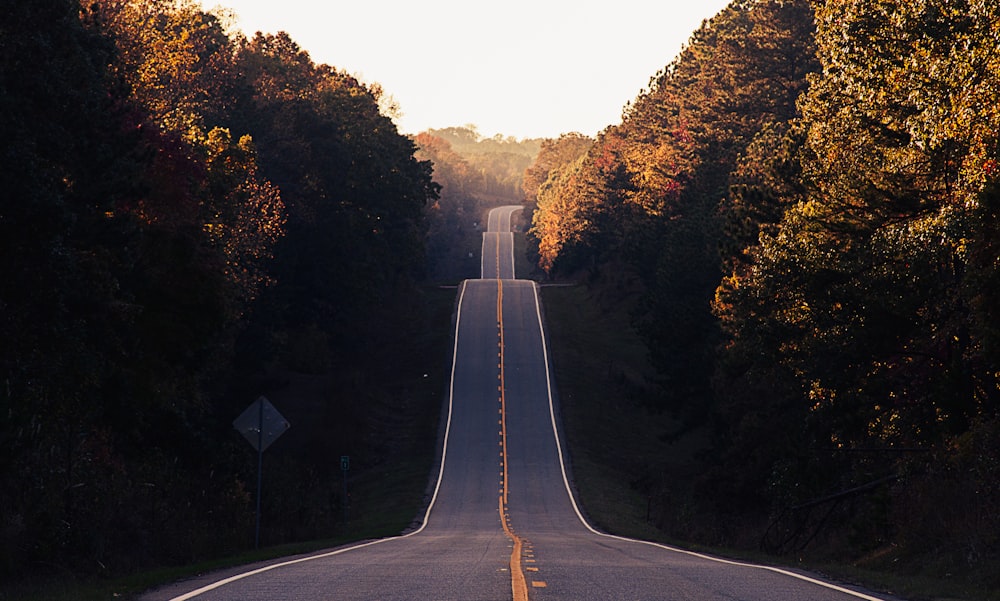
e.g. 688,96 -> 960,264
204,0 -> 733,140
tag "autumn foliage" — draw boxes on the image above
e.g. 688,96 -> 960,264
524,0 -> 1000,586
1,0 -> 435,581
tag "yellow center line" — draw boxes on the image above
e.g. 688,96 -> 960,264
499,497 -> 527,601
495,229 -> 502,279
497,277 -> 528,601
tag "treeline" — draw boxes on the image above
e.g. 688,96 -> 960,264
415,126 -> 540,280
424,126 -> 540,200
526,0 -> 1000,582
1,0 -> 437,581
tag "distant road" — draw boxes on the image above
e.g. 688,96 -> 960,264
145,206 -> 900,601
481,205 -> 520,279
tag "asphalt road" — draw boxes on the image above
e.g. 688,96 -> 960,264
144,206 -> 902,600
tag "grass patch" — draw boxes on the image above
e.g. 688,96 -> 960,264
1,537 -> 366,601
540,280 -> 997,601
539,282 -> 702,541
3,284 -> 459,601
811,562 -> 1000,601
512,218 -> 539,281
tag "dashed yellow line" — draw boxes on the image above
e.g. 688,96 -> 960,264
499,497 -> 528,601
497,278 -> 528,601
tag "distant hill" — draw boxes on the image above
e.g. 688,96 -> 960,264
426,125 -> 543,158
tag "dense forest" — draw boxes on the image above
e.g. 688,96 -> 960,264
1,0 -> 441,583
7,0 -> 1000,594
526,0 -> 999,585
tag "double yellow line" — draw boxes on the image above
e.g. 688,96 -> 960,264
497,277 -> 529,601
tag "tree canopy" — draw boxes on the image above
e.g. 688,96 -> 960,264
523,0 -> 1000,581
1,0 -> 437,580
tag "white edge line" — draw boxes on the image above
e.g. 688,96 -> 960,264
485,206 -> 522,280
507,232 -> 516,280
501,206 -> 522,280
480,232 -> 488,279
527,282 -> 888,601
507,207 -> 521,280
169,281 -> 469,601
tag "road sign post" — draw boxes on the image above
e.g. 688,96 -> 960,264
340,455 -> 350,532
233,396 -> 290,549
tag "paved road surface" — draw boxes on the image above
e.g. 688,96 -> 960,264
144,206 -> 901,600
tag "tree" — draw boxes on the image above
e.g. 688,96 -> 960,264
203,127 -> 286,304
232,32 -> 436,367
2,0 -> 434,579
707,0 -> 1000,566
1,0 -> 252,575
627,0 -> 817,420
91,0 -> 238,134
523,133 -> 595,274
744,0 -> 1000,453
522,132 -> 593,202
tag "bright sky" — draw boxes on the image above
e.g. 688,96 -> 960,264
205,0 -> 733,140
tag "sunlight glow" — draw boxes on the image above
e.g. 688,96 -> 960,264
203,0 -> 733,139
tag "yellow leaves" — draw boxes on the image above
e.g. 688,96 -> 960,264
778,299 -> 812,327
867,407 -> 904,441
531,177 -> 575,273
527,150 -> 597,273
204,126 -> 231,156
808,379 -> 835,412
809,0 -> 1000,212
237,134 -> 255,154
93,0 -> 234,133
150,121 -> 282,305
620,138 -> 693,216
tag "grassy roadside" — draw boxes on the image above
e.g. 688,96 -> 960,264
5,471 -> 440,601
538,282 -> 698,540
539,280 -> 996,601
3,284 -> 458,601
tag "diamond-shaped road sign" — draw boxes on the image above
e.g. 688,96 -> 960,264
233,396 -> 290,452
